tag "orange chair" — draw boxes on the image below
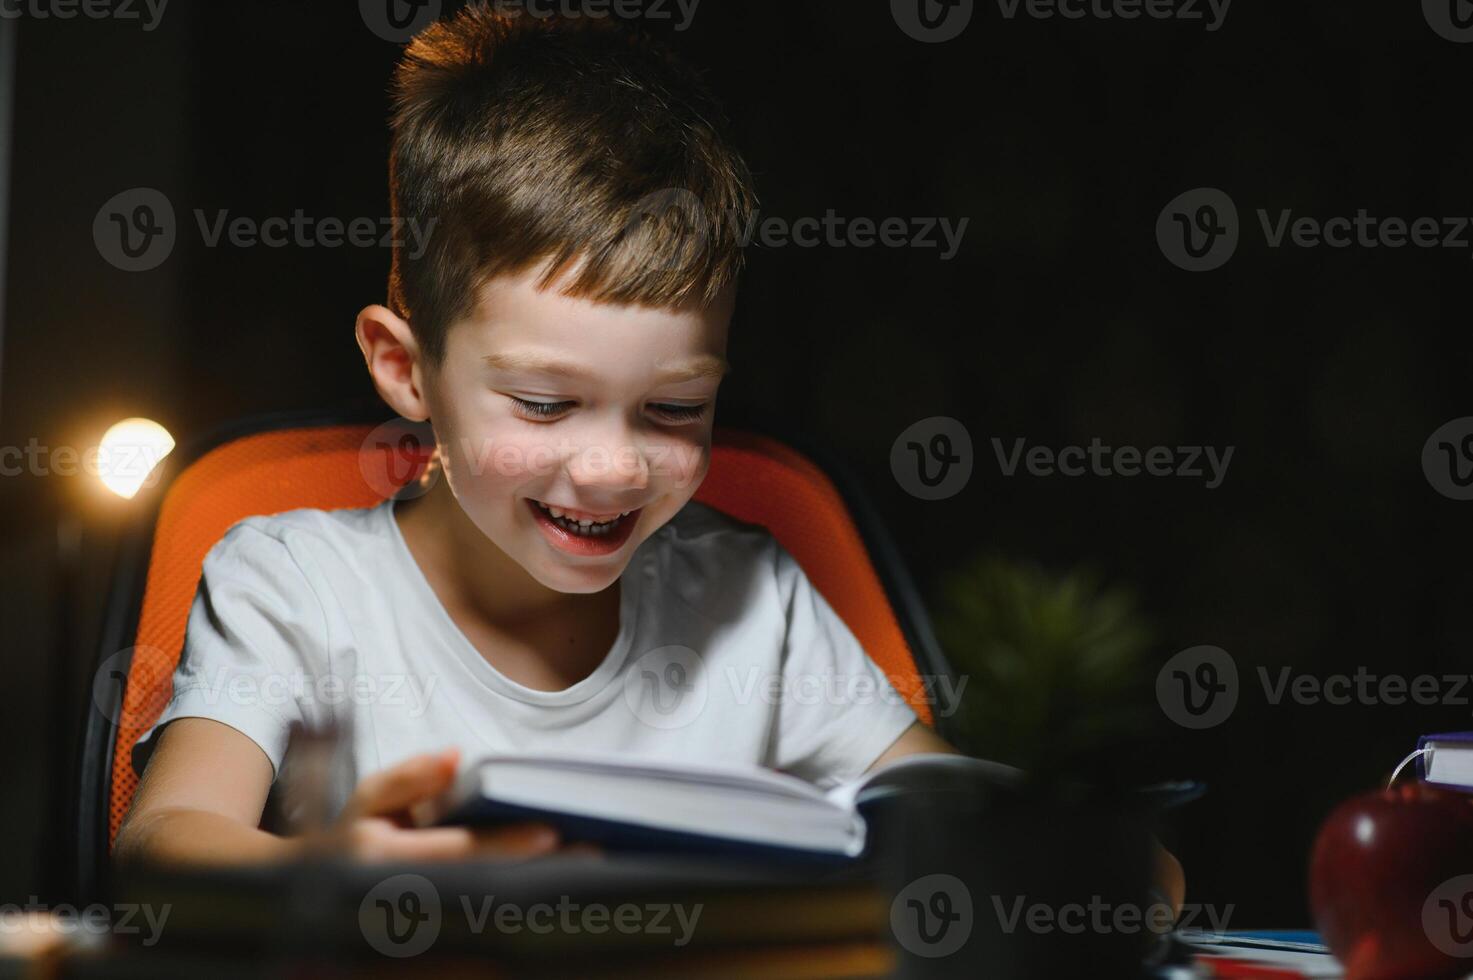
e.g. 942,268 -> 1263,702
75,408 -> 955,896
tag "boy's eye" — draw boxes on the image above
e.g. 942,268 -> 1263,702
508,397 -> 707,423
651,403 -> 708,423
509,397 -> 575,420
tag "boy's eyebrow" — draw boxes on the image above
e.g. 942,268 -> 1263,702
481,351 -> 730,382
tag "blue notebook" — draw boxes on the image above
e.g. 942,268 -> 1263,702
410,751 -> 1023,863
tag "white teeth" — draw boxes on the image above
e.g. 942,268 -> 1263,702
534,499 -> 629,536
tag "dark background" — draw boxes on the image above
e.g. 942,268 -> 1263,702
2,0 -> 1471,929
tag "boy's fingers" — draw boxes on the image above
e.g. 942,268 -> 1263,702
373,823 -> 560,862
469,823 -> 562,858
348,750 -> 458,818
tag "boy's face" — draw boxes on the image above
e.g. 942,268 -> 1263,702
420,266 -> 732,595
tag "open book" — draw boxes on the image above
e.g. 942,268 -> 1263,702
411,752 -> 1023,862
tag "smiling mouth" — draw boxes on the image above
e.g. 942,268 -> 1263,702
530,499 -> 637,537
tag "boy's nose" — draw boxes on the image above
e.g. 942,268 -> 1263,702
564,431 -> 650,492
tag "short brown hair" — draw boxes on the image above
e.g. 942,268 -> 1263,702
387,3 -> 757,366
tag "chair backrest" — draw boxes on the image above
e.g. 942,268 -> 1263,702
103,419 -> 938,850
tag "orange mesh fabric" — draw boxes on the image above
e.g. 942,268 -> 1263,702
107,424 -> 930,847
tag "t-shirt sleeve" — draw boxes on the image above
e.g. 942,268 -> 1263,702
131,521 -> 329,782
767,541 -> 919,789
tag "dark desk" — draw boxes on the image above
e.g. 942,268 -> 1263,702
9,791 -> 1168,977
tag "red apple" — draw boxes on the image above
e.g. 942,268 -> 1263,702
1309,782 -> 1473,980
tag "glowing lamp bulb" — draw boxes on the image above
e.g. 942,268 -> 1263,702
98,418 -> 174,499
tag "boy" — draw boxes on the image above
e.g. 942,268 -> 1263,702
115,4 -> 1182,909
115,4 -> 951,867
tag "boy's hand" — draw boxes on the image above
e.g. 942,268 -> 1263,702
327,748 -> 577,862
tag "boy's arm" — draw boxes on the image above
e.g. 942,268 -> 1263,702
864,720 -> 961,772
115,718 -> 301,866
862,721 -> 1187,914
115,717 -> 564,867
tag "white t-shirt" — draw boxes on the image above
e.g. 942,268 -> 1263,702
133,495 -> 918,820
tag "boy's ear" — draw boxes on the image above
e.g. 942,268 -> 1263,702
355,305 -> 431,422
